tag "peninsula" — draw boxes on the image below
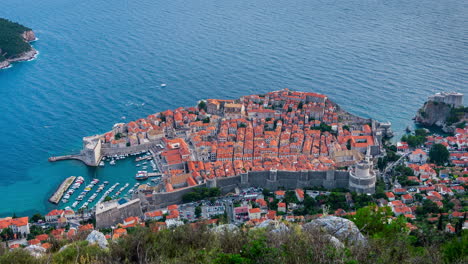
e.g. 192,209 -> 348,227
0,18 -> 37,70
51,89 -> 394,212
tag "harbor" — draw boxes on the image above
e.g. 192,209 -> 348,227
49,151 -> 163,211
48,176 -> 76,204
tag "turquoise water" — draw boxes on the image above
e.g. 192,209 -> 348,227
0,0 -> 466,217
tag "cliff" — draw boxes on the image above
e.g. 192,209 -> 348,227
414,100 -> 467,133
414,101 -> 452,127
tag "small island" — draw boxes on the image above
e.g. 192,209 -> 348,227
0,18 -> 37,70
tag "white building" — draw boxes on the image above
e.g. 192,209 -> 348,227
409,149 -> 428,164
0,217 -> 30,236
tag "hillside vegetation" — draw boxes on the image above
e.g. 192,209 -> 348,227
0,209 -> 466,264
0,18 -> 32,62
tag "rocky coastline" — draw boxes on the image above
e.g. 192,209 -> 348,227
414,96 -> 466,134
0,30 -> 38,70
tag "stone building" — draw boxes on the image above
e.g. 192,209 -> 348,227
81,135 -> 102,166
95,199 -> 143,229
348,152 -> 376,194
428,92 -> 464,107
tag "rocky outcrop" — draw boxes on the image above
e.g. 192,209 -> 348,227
414,100 -> 467,133
414,101 -> 451,127
212,224 -> 239,233
24,245 -> 47,258
86,230 -> 109,249
0,60 -> 10,69
255,219 -> 289,233
303,216 -> 366,246
22,30 -> 36,42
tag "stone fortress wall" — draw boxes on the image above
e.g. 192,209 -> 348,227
95,198 -> 143,229
141,168 -> 374,211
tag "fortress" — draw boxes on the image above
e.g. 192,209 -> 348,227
428,92 -> 464,107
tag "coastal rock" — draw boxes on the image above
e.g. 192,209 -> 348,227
24,245 -> 46,258
8,48 -> 38,63
86,230 -> 108,249
22,30 -> 36,42
0,60 -> 10,69
303,216 -> 366,245
414,101 -> 451,127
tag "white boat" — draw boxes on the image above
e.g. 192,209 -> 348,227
99,161 -> 105,167
110,159 -> 116,165
72,201 -> 79,208
161,83 -> 167,87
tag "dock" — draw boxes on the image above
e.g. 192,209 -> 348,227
147,172 -> 163,177
49,176 -> 76,204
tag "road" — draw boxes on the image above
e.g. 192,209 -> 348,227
382,152 -> 410,189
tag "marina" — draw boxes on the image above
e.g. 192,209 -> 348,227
50,151 -> 162,211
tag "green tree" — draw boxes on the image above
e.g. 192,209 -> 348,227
441,230 -> 468,263
198,100 -> 207,111
284,190 -> 298,205
429,144 -> 450,165
349,205 -> 407,238
0,228 -> 14,241
346,139 -> 352,150
195,206 -> 202,218
104,196 -> 112,202
30,213 -> 44,223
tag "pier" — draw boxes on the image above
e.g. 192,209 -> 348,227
48,154 -> 100,166
49,176 -> 76,204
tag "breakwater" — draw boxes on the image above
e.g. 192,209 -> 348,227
49,176 -> 76,204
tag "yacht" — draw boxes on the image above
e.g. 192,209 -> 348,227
135,171 -> 148,180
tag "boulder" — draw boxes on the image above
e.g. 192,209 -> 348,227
213,224 -> 239,233
24,245 -> 46,258
324,234 -> 345,249
304,216 -> 366,245
86,230 -> 108,249
255,219 -> 289,233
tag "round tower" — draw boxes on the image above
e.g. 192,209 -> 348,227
349,150 -> 376,194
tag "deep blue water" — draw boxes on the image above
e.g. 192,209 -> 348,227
0,0 -> 466,217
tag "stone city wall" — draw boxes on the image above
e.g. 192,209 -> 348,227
96,199 -> 143,229
144,170 -> 351,210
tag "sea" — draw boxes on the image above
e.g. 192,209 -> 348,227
0,0 -> 466,217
